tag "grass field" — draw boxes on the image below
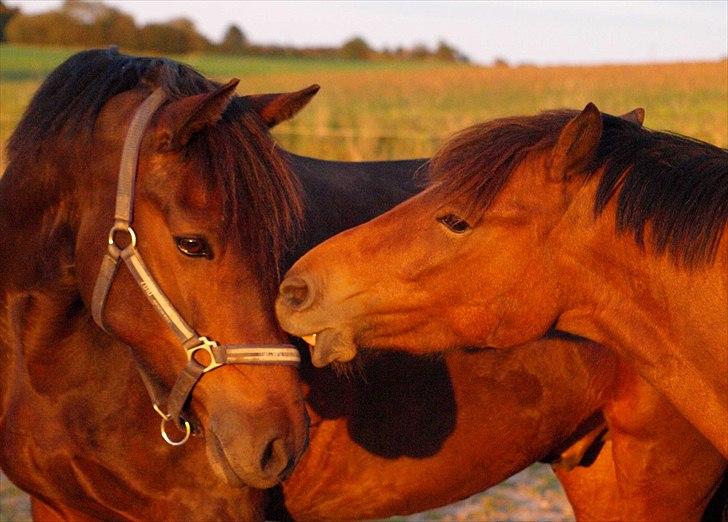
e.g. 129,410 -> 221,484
1,44 -> 726,167
0,44 -> 726,521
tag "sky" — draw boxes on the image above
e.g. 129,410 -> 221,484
6,0 -> 728,65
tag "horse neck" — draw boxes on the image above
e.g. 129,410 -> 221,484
0,279 -> 136,408
0,142 -> 80,285
282,152 -> 426,267
0,153 -> 115,413
554,174 -> 727,342
551,177 -> 728,456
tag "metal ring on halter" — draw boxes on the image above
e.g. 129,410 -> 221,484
107,223 -> 137,257
160,416 -> 191,446
153,404 -> 191,446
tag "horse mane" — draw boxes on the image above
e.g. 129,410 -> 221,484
6,48 -> 303,297
429,110 -> 728,267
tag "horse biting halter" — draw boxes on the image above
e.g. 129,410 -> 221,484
91,88 -> 300,446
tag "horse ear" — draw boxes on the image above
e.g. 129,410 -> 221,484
154,79 -> 240,151
245,84 -> 320,128
550,102 -> 603,181
620,107 -> 645,126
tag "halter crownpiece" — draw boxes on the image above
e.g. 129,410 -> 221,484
91,87 -> 300,446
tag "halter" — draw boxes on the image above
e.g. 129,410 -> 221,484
91,88 -> 300,446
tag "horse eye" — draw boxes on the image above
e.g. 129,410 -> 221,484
175,236 -> 213,259
437,213 -> 471,234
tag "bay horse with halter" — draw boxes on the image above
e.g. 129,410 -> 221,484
276,106 -> 728,518
0,48 -> 310,519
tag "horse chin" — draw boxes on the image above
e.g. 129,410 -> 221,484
308,328 -> 357,368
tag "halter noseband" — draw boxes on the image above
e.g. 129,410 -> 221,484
91,88 -> 300,446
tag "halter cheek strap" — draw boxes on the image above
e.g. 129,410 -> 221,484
91,88 -> 300,446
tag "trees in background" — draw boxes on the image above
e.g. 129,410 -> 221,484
0,1 -> 19,42
219,24 -> 248,54
1,0 -> 470,62
137,18 -> 210,54
341,37 -> 373,60
5,0 -> 208,53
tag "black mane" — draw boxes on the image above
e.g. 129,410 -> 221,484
6,48 -> 303,297
594,113 -> 727,267
430,110 -> 728,267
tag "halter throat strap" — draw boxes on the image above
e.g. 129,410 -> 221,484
90,88 -> 300,446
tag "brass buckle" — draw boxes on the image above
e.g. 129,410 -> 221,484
186,336 -> 224,373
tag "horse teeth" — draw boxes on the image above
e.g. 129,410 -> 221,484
301,334 -> 317,346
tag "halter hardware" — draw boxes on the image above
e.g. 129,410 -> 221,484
107,222 -> 137,257
153,404 -> 192,446
185,336 -> 224,373
91,88 -> 300,446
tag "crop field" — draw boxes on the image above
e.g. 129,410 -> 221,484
0,44 -> 726,520
1,45 -> 726,166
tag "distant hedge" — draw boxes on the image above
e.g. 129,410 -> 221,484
0,0 -> 469,62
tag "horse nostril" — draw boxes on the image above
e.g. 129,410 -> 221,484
259,436 -> 291,478
280,277 -> 313,311
260,438 -> 275,470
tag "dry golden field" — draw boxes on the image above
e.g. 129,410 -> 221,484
1,45 -> 726,167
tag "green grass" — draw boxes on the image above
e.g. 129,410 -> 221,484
0,44 -> 454,81
0,44 -> 81,80
184,52 -> 457,76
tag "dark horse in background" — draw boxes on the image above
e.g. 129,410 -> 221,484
2,49 -> 725,521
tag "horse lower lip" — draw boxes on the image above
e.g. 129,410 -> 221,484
301,333 -> 317,346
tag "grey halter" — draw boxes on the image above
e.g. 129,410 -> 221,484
91,88 -> 300,446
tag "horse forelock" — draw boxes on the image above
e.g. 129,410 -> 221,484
429,110 -> 728,268
185,102 -> 304,301
428,111 -> 574,216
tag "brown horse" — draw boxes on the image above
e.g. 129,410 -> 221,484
0,49 -> 311,520
276,104 -> 728,459
276,106 -> 728,518
272,112 -> 725,522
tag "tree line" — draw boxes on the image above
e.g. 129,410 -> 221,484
0,0 -> 470,62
